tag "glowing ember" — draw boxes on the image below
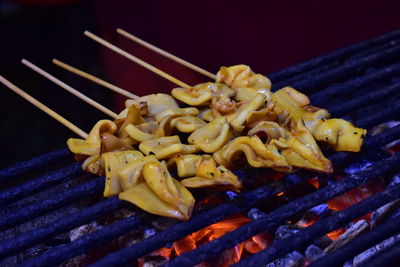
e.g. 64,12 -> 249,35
308,177 -> 319,189
326,228 -> 346,240
156,215 -> 271,266
328,181 -> 385,213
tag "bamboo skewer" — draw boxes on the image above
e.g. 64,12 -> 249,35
52,59 -> 139,99
116,28 -> 217,80
84,31 -> 191,89
21,59 -> 118,119
0,75 -> 88,139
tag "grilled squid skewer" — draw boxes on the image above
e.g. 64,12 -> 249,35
63,62 -> 366,221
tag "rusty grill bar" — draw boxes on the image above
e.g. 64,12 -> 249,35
1,30 -> 400,266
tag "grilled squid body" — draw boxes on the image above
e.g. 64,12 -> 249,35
214,135 -> 291,172
119,161 -> 195,220
99,151 -> 195,220
216,65 -> 271,90
102,150 -> 144,197
168,154 -> 242,191
271,87 -> 366,152
139,135 -> 199,159
67,120 -> 120,175
313,119 -> 366,152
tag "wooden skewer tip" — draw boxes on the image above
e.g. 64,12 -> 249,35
51,58 -> 139,100
21,58 -> 118,119
84,30 -> 191,89
0,75 -> 88,139
115,28 -> 217,80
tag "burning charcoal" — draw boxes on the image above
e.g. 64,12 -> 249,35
324,220 -> 369,253
151,216 -> 178,231
305,244 -> 325,261
275,225 -> 301,240
113,207 -> 137,219
225,190 -> 239,200
313,235 -> 333,250
371,200 -> 400,228
389,174 -> 400,186
370,174 -> 400,228
353,232 -> 400,266
388,206 -> 400,220
143,228 -> 157,239
266,251 -> 304,267
343,159 -> 373,175
295,204 -> 330,227
248,208 -> 266,220
69,221 -> 103,242
141,255 -> 169,267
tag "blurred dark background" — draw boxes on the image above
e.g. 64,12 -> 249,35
1,0 -> 399,167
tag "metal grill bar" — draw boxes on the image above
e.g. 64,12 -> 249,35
0,163 -> 83,205
268,30 -> 400,82
14,185 -> 277,266
6,117 -> 398,265
235,182 -> 400,266
308,213 -> 400,266
275,46 -> 400,92
0,177 -> 103,231
0,148 -> 70,181
366,238 -> 400,266
309,62 -> 400,106
20,214 -> 142,267
0,197 -> 122,259
162,154 -> 400,267
347,40 -> 400,61
354,100 -> 400,129
9,118 -> 399,265
329,82 -> 400,117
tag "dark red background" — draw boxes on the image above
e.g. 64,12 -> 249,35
92,0 -> 400,110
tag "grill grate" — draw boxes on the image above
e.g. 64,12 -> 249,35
1,30 -> 400,266
309,213 -> 400,267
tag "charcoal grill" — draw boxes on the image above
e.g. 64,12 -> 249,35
1,30 -> 400,267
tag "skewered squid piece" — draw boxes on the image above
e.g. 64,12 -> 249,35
118,155 -> 158,190
114,105 -> 146,143
248,121 -> 291,144
123,106 -> 203,142
270,122 -> 333,173
271,87 -> 329,129
125,93 -> 179,119
139,135 -> 199,159
100,153 -> 195,220
170,116 -> 207,133
67,120 -> 117,157
188,116 -> 232,153
119,160 -> 195,220
176,155 -> 242,192
171,82 -> 235,106
198,108 -> 215,122
225,93 -> 267,132
102,150 -> 144,197
167,154 -> 203,177
271,87 -> 366,152
67,120 -> 132,174
213,135 -> 291,172
313,119 -> 367,152
167,154 -> 242,191
216,65 -> 272,101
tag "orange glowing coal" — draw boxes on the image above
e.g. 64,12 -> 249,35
157,214 -> 271,266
